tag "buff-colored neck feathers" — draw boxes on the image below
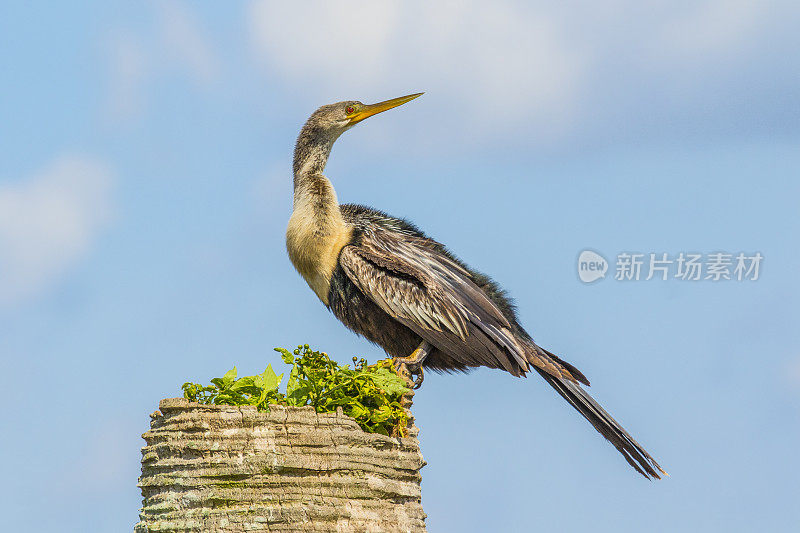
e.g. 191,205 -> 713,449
286,173 -> 352,305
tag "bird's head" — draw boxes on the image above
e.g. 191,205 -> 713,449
293,93 -> 422,178
302,93 -> 423,142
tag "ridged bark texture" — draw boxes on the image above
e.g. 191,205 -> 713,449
135,398 -> 426,533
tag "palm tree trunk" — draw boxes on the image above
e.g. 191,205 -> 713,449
135,398 -> 426,532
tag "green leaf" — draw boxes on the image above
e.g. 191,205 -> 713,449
286,364 -> 301,396
261,364 -> 282,390
347,401 -> 369,420
230,376 -> 254,391
221,367 -> 237,388
370,405 -> 392,423
286,381 -> 312,406
178,348 -> 410,435
274,347 -> 295,365
371,368 -> 410,396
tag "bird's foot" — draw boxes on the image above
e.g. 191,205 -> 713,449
410,365 -> 424,389
393,360 -> 424,389
393,342 -> 431,390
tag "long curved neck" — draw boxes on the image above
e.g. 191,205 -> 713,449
287,123 -> 351,304
293,127 -> 334,188
291,124 -> 342,225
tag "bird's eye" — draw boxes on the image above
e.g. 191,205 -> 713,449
345,105 -> 355,115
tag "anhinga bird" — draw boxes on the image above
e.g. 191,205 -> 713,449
286,93 -> 665,479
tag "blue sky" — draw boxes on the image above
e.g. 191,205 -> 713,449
1,1 -> 799,531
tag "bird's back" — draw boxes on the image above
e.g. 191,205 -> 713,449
340,203 -> 524,334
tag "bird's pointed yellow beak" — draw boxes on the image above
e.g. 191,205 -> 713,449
347,93 -> 423,125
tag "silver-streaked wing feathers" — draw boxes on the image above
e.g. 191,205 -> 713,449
338,225 -> 564,378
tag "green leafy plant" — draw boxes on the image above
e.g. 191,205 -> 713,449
181,345 -> 411,437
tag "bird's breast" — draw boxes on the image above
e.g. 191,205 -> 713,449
286,210 -> 353,306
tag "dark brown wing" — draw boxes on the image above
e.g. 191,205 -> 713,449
338,223 -> 567,379
337,208 -> 664,479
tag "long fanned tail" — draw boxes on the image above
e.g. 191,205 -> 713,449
536,368 -> 666,479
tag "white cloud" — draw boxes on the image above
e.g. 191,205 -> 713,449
106,32 -> 148,122
157,0 -> 219,85
249,1 -> 398,86
247,1 -> 792,144
0,155 -> 114,307
248,0 -> 583,139
657,0 -> 765,60
104,1 -> 219,123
